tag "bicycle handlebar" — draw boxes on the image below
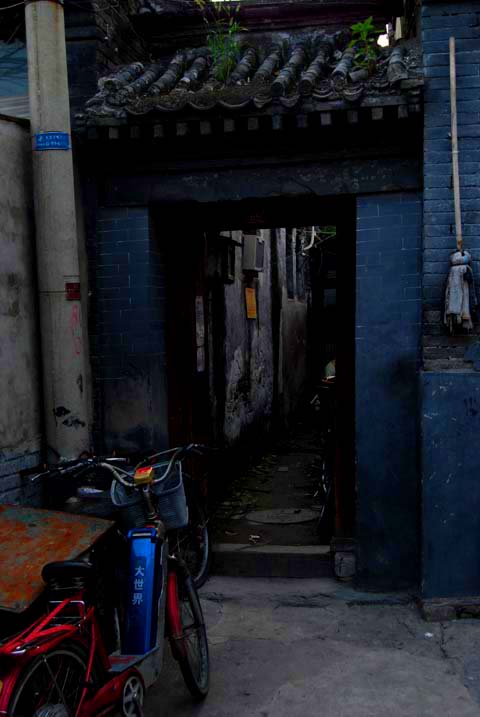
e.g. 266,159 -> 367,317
30,444 -> 210,489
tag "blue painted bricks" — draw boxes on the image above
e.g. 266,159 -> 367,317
356,192 -> 423,588
420,0 -> 480,602
0,450 -> 42,505
92,207 -> 168,452
423,0 -> 480,366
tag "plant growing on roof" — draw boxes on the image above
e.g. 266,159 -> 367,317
348,16 -> 383,74
194,0 -> 244,83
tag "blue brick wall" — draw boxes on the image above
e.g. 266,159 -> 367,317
423,0 -> 480,367
422,372 -> 480,598
91,207 -> 168,452
0,450 -> 42,506
356,192 -> 423,588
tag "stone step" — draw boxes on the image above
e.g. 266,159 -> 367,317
212,543 -> 334,579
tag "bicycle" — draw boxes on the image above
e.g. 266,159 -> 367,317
0,446 -> 210,716
130,447 -> 212,589
311,377 -> 336,535
40,445 -> 213,589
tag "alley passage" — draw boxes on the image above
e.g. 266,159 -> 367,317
212,420 -> 331,549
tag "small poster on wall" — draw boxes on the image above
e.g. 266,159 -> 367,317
245,287 -> 257,319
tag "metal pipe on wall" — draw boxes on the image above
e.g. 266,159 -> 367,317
25,0 -> 90,460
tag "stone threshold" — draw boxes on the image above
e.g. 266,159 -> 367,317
212,543 -> 334,579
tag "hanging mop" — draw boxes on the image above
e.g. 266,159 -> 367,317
444,37 -> 477,333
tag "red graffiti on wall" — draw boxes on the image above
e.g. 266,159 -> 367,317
70,303 -> 82,357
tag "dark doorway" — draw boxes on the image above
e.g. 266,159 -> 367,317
154,195 -> 356,546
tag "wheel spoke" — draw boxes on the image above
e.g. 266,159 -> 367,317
9,648 -> 87,716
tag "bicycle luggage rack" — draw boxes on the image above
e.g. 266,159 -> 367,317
0,504 -> 113,613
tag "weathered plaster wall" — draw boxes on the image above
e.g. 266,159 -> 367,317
275,228 -> 309,422
223,231 -> 274,445
0,117 -> 42,503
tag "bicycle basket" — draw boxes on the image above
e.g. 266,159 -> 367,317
152,462 -> 189,530
111,462 -> 189,531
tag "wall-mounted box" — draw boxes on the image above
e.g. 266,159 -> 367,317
242,233 -> 265,272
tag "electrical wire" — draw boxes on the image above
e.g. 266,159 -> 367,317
0,2 -> 24,11
65,0 -> 148,64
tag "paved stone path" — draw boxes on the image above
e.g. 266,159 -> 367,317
145,576 -> 480,716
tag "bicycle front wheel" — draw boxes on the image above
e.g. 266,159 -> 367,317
167,569 -> 209,700
8,644 -> 88,716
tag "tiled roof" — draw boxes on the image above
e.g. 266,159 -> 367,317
79,33 -> 422,125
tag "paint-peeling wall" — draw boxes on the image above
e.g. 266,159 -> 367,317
0,117 -> 42,503
223,230 -> 274,445
214,227 -> 309,447
275,228 -> 309,422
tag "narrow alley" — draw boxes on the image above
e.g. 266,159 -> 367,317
211,420 -> 336,578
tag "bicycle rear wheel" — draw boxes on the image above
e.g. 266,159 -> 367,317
8,644 -> 88,716
167,569 -> 209,700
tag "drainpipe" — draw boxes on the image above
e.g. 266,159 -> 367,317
25,0 -> 90,460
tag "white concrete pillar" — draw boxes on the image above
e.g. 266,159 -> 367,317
25,0 -> 90,459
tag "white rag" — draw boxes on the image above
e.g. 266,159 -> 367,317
444,251 -> 476,332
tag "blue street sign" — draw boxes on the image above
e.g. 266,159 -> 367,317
33,132 -> 70,151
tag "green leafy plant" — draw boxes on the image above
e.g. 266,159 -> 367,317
195,0 -> 244,83
348,16 -> 383,72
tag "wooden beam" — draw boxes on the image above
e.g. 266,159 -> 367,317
153,124 -> 164,138
130,126 -> 140,139
248,117 -> 259,131
347,110 -> 358,124
398,105 -> 409,120
176,122 -> 188,137
108,126 -> 120,140
104,157 -> 422,206
371,107 -> 384,121
224,118 -> 235,133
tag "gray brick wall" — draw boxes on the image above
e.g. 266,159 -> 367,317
66,0 -> 147,115
356,191 -> 422,588
423,0 -> 480,368
91,207 -> 168,452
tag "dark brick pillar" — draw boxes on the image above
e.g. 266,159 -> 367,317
356,192 -> 423,589
423,0 -> 480,367
421,0 -> 480,601
91,207 -> 168,453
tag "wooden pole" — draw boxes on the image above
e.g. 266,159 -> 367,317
450,36 -> 463,253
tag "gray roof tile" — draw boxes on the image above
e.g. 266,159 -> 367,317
79,32 -> 422,124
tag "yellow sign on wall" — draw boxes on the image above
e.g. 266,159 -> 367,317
245,287 -> 257,319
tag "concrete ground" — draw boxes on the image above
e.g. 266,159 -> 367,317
145,576 -> 480,717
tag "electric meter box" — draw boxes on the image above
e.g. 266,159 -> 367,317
242,233 -> 265,272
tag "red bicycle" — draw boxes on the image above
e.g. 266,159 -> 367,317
0,447 -> 210,716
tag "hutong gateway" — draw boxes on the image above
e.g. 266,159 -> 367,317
6,0 -> 480,608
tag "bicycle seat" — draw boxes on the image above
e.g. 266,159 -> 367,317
42,560 -> 93,586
